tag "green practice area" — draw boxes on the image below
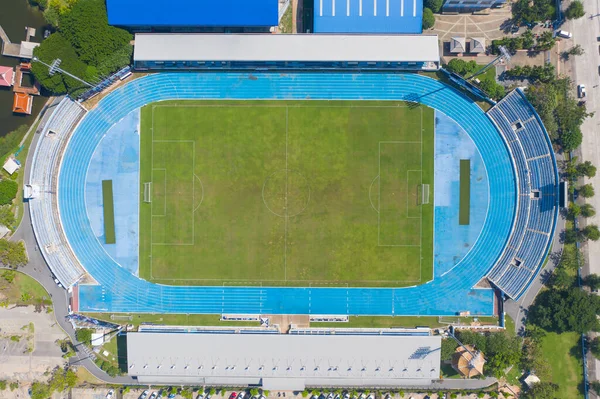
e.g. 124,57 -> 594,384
139,101 -> 434,287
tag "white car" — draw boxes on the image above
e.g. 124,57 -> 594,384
237,393 -> 245,399
150,393 -> 158,399
578,84 -> 587,98
106,390 -> 114,399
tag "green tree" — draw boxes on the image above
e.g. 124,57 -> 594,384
8,382 -> 17,391
76,328 -> 93,344
521,382 -> 559,398
65,369 -> 77,388
0,381 -> 6,390
535,31 -> 556,51
581,224 -> 600,241
424,0 -> 444,12
577,161 -> 597,178
422,8 -> 435,29
302,391 -> 310,398
529,287 -> 600,333
31,33 -> 89,95
565,0 -> 585,19
522,29 -> 535,49
578,184 -> 595,198
568,203 -> 581,219
30,381 -> 50,399
591,381 -> 600,396
441,338 -> 458,361
0,240 -> 28,268
585,274 -> 600,291
1,270 -> 15,283
0,205 -> 16,229
249,388 -> 258,397
0,180 -> 18,206
551,266 -> 577,288
59,0 -> 132,72
581,203 -> 596,218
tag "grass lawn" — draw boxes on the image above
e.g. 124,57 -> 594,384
540,331 -> 584,398
83,312 -> 260,327
0,271 -> 51,307
139,100 -> 434,287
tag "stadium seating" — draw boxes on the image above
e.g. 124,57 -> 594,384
28,97 -> 88,287
53,73 -> 528,315
486,89 -> 558,299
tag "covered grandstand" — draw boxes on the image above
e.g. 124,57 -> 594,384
27,97 -> 88,287
486,89 -> 559,299
313,0 -> 423,33
132,34 -> 440,71
106,0 -> 278,30
127,331 -> 441,388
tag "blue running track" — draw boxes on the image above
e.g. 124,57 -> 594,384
59,73 -> 516,315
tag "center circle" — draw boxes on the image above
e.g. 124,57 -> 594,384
262,169 -> 310,218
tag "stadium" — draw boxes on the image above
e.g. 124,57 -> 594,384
25,32 -> 559,318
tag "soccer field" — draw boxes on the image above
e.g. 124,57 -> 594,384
139,101 -> 434,287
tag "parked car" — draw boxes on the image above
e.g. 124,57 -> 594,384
230,393 -> 238,399
237,392 -> 246,399
140,391 -> 149,399
150,393 -> 158,399
578,84 -> 587,98
106,390 -> 114,399
556,30 -> 572,38
168,393 -> 176,399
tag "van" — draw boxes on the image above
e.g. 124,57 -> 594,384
556,30 -> 572,38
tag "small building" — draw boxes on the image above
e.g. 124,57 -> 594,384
0,66 -> 14,87
17,41 -> 40,59
91,332 -> 105,347
3,158 -> 21,175
13,63 -> 41,95
470,37 -> 486,54
452,344 -> 485,378
313,0 -> 423,34
12,92 -> 33,115
450,37 -> 466,54
523,373 -> 541,388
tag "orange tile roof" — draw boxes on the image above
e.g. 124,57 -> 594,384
13,92 -> 33,115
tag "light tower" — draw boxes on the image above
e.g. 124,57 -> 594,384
464,45 -> 512,81
32,56 -> 94,88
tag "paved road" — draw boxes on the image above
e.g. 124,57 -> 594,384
565,0 -> 600,395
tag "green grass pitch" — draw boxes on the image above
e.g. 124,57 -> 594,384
139,101 -> 434,287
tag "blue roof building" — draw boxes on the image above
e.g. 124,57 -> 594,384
106,0 -> 279,28
313,0 -> 423,34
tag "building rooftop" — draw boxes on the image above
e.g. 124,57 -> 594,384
450,37 -> 466,53
133,34 -> 440,63
107,0 -> 279,27
127,332 -> 441,388
0,66 -> 14,87
313,0 -> 423,34
12,92 -> 32,115
470,37 -> 486,53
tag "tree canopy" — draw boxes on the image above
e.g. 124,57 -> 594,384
565,0 -> 585,19
528,288 -> 600,333
424,0 -> 444,12
422,8 -> 435,29
521,382 -> 559,399
579,183 -> 595,198
32,0 -> 132,95
581,224 -> 600,241
511,0 -> 555,24
455,330 -> 522,377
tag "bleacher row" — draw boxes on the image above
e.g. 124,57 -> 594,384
28,97 -> 88,287
486,89 -> 559,299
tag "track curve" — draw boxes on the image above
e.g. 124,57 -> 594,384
59,73 -> 515,315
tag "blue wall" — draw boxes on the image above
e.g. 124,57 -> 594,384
313,0 -> 423,33
107,0 -> 279,27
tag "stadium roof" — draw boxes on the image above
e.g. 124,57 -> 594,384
313,0 -> 423,33
127,332 -> 441,387
133,34 -> 440,62
106,0 -> 279,27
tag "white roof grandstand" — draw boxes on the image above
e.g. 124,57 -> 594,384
127,332 -> 441,388
133,34 -> 440,63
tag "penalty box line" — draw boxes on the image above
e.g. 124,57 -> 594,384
149,105 -> 197,279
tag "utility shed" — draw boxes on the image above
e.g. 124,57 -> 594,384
127,332 -> 442,388
106,0 -> 279,28
313,0 -> 423,33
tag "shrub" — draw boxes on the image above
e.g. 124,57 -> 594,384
9,382 -> 17,391
578,184 -> 595,198
75,328 -> 93,344
0,381 -> 6,390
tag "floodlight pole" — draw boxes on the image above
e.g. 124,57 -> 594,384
32,56 -> 94,87
464,45 -> 512,81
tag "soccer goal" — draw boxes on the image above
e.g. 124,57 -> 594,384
143,182 -> 152,203
422,184 -> 430,205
